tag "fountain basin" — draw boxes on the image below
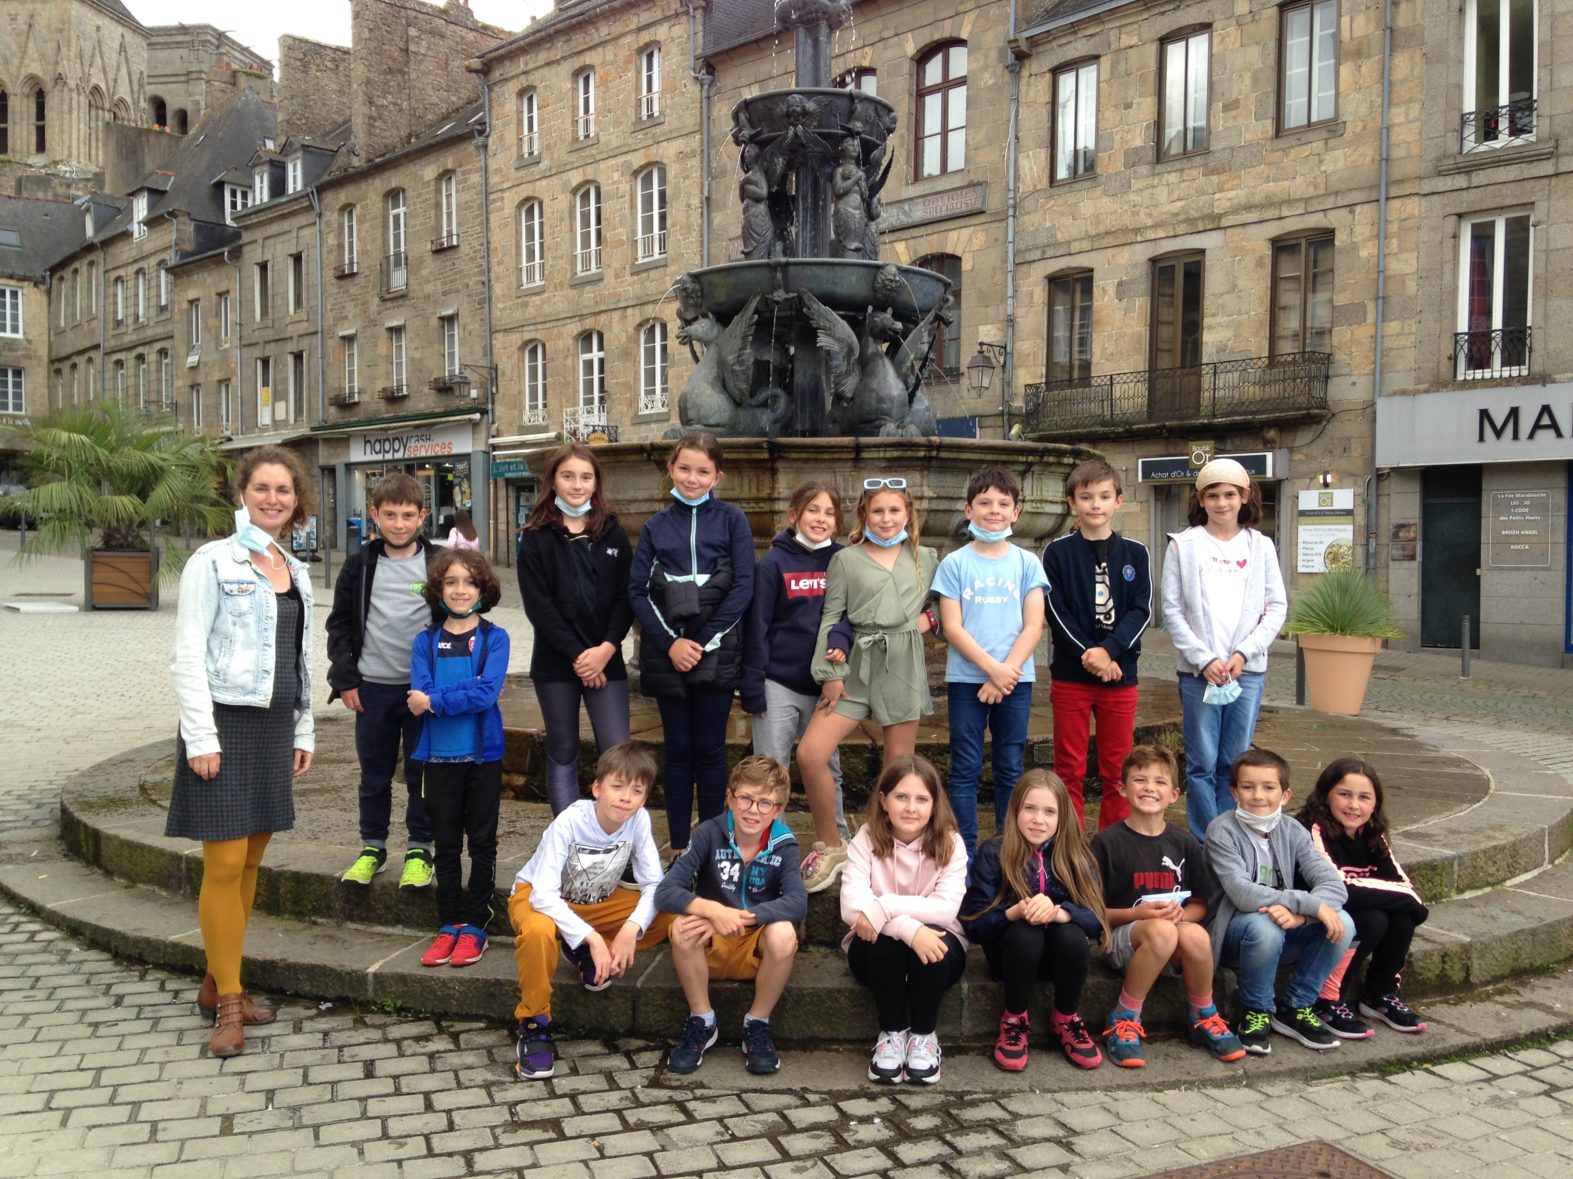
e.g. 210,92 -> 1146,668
686,259 -> 951,324
735,86 -> 896,148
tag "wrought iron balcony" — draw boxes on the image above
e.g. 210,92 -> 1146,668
563,404 -> 616,442
380,251 -> 408,295
334,260 -> 358,278
1461,98 -> 1536,152
430,232 -> 459,253
378,383 -> 409,400
331,387 -> 360,406
1020,352 -> 1331,438
1454,327 -> 1532,380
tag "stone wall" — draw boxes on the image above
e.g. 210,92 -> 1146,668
277,37 -> 353,142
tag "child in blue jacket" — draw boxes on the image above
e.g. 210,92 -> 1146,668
408,548 -> 510,970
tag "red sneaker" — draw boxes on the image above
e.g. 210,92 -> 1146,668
1053,1013 -> 1103,1069
993,1012 -> 1030,1072
420,926 -> 460,967
449,925 -> 488,968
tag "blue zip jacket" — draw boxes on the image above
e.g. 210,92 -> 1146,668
1042,531 -> 1152,686
959,834 -> 1102,946
409,618 -> 508,762
655,811 -> 807,925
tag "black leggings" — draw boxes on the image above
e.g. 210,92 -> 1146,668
1348,906 -> 1424,1000
847,933 -> 966,1036
533,678 -> 631,813
656,688 -> 733,848
984,920 -> 1091,1016
422,760 -> 502,930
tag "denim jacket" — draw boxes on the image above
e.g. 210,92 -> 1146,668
171,535 -> 315,758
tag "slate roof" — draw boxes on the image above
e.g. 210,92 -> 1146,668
1022,0 -> 1138,32
86,0 -> 144,29
0,195 -> 87,280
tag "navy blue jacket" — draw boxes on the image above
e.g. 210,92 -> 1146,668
741,531 -> 856,714
1042,531 -> 1152,686
655,812 -> 807,925
629,498 -> 755,698
959,835 -> 1102,947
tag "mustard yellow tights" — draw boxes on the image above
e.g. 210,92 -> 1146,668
199,833 -> 272,994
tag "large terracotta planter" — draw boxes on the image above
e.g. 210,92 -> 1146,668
87,547 -> 160,610
1298,633 -> 1381,716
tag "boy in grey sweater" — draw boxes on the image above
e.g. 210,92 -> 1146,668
1204,748 -> 1352,1055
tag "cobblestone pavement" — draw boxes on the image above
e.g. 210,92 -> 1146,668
5,536 -> 1573,1177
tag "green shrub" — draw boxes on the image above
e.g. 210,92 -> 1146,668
1285,570 -> 1402,639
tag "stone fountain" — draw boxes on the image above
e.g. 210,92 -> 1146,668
549,0 -> 1092,547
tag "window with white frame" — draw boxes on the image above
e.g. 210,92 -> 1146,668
256,355 -> 272,425
639,46 -> 662,119
135,354 -> 147,409
86,261 -> 96,313
437,173 -> 458,246
1281,0 -> 1337,131
219,378 -> 232,428
575,185 -> 602,275
288,252 -> 304,314
440,314 -> 460,377
343,335 -> 358,396
341,205 -> 358,273
253,261 -> 270,320
387,190 -> 407,290
1463,0 -> 1537,150
1457,212 -> 1532,378
0,285 -> 20,336
158,349 -> 171,408
389,325 -> 406,390
191,384 -> 201,428
1161,30 -> 1210,159
53,369 -> 62,409
636,167 -> 667,262
70,364 -> 78,405
218,291 -> 231,342
522,340 -> 546,424
57,281 -> 65,328
0,367 -> 22,414
225,184 -> 250,225
1054,61 -> 1099,181
254,167 -> 271,203
187,298 -> 201,357
915,42 -> 967,179
639,321 -> 668,414
84,357 -> 94,400
132,191 -> 147,239
518,88 -> 539,158
577,330 -> 605,416
113,360 -> 124,405
71,269 -> 79,321
518,199 -> 544,287
157,265 -> 169,313
286,156 -> 303,194
575,69 -> 596,139
113,276 -> 125,324
839,68 -> 878,95
135,269 -> 146,320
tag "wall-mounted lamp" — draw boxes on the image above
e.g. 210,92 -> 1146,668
1318,470 -> 1335,488
966,342 -> 1008,395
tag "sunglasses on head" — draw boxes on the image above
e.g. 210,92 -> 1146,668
863,477 -> 908,491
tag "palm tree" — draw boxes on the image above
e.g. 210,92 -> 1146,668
0,403 -> 234,580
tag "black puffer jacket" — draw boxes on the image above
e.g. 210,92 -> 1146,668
637,553 -> 742,697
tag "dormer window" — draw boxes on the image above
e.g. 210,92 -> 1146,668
286,156 -> 303,194
225,184 -> 251,226
132,192 -> 147,240
254,168 -> 270,203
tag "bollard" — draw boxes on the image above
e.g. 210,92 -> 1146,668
1295,638 -> 1306,705
1461,614 -> 1472,679
323,542 -> 333,591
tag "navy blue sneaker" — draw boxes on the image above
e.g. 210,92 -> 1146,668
741,1018 -> 780,1075
514,1016 -> 556,1080
562,939 -> 610,991
668,1015 -> 718,1074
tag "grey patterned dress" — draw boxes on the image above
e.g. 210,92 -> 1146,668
166,586 -> 303,842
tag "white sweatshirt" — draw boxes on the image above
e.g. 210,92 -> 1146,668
512,800 -> 664,948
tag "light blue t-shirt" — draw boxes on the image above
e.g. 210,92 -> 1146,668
933,542 -> 1050,683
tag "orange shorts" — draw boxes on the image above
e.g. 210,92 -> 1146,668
703,926 -> 765,981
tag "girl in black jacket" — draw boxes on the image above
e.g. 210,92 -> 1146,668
517,444 -> 634,813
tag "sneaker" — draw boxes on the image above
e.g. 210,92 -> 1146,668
1271,1003 -> 1340,1051
1314,998 -> 1375,1040
1238,1008 -> 1273,1055
562,940 -> 611,992
617,861 -> 641,891
992,1012 -> 1029,1072
340,846 -> 387,885
1054,1014 -> 1103,1069
514,1016 -> 556,1080
1360,993 -> 1428,1034
1188,1006 -> 1247,1062
741,1019 -> 780,1075
904,1031 -> 942,1085
420,925 -> 460,967
449,926 -> 487,968
398,848 -> 435,889
801,841 -> 849,894
868,1029 -> 907,1084
1101,1013 -> 1146,1069
668,1015 -> 719,1074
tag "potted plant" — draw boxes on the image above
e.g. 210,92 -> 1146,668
1284,570 -> 1402,716
0,404 -> 234,609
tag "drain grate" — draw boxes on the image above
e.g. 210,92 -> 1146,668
1148,1140 -> 1392,1179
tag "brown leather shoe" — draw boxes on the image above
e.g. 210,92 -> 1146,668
196,973 -> 276,1025
210,993 -> 246,1058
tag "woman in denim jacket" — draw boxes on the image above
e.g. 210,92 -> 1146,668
168,445 -> 315,1058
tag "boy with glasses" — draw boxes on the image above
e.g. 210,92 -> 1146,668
655,755 -> 807,1074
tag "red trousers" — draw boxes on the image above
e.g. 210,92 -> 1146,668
1050,679 -> 1138,829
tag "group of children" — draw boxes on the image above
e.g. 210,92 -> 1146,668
322,438 -> 1426,1087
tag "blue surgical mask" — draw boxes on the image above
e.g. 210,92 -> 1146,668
1203,680 -> 1243,706
233,506 -> 276,555
968,522 -> 1013,543
866,529 -> 908,548
670,487 -> 711,508
555,495 -> 591,518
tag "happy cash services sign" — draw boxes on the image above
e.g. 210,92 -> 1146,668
350,421 -> 474,463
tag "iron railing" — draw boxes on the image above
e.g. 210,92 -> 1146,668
1021,352 -> 1331,435
430,232 -> 459,252
1454,327 -> 1532,380
519,259 -> 544,287
636,231 -> 667,261
523,405 -> 548,426
381,251 -> 408,295
378,384 -> 409,400
1461,98 -> 1536,152
334,260 -> 357,278
332,388 -> 360,406
563,404 -> 616,442
638,390 -> 669,416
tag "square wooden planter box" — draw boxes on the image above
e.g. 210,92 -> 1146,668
87,547 -> 160,610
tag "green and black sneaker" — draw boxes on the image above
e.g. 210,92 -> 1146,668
1238,1008 -> 1273,1055
341,846 -> 388,885
399,848 -> 435,889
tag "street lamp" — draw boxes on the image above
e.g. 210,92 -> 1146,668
966,342 -> 1007,395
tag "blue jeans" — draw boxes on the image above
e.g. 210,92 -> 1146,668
1221,910 -> 1354,1012
946,680 -> 1033,855
354,679 -> 432,847
1178,671 -> 1266,838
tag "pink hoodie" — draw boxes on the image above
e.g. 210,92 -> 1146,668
839,825 -> 969,952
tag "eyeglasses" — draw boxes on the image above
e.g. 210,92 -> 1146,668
863,477 -> 908,491
730,793 -> 781,813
